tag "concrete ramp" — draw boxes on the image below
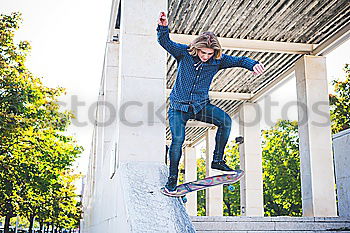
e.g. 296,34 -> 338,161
118,161 -> 196,233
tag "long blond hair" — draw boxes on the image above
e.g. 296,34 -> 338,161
188,32 -> 222,59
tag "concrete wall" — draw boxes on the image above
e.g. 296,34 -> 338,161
333,128 -> 350,217
81,40 -> 122,232
81,0 -> 197,232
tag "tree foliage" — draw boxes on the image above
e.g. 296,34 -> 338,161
182,144 -> 241,216
222,143 -> 240,216
45,172 -> 82,230
0,12 -> 83,232
185,120 -> 302,217
262,120 -> 302,216
196,157 -> 206,216
329,64 -> 350,134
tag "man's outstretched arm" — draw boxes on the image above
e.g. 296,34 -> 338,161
219,54 -> 265,75
157,12 -> 188,61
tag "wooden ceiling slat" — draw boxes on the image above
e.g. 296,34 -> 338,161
223,0 -> 254,38
242,0 -> 289,40
241,0 -> 281,40
307,5 -> 350,44
282,1 -> 342,43
168,0 -> 186,31
176,0 -> 202,32
233,0 -> 272,39
212,0 -> 243,37
257,1 -> 304,41
281,1 -> 331,42
195,1 -> 228,33
260,1 -> 294,40
190,0 -> 222,33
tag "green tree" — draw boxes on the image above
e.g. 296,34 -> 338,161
45,171 -> 82,232
196,157 -> 206,216
222,142 -> 240,216
329,64 -> 350,134
177,151 -> 207,216
15,128 -> 82,233
262,120 -> 302,216
0,12 -> 83,233
0,12 -> 31,231
190,143 -> 241,216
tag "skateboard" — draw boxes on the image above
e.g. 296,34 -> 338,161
160,170 -> 244,202
162,136 -> 244,203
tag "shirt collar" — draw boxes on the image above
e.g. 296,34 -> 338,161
193,55 -> 219,65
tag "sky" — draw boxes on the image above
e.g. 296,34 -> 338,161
2,1 -> 350,175
2,0 -> 113,176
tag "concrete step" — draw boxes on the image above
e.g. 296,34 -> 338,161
190,216 -> 350,233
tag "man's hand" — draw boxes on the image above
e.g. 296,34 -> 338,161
253,63 -> 265,75
158,12 -> 168,26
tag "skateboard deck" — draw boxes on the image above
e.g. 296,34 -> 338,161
160,170 -> 244,197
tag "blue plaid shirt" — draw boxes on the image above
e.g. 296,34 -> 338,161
157,25 -> 259,114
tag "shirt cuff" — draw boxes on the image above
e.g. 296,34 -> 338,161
243,59 -> 259,71
157,25 -> 169,32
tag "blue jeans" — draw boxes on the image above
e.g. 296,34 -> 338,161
168,103 -> 232,177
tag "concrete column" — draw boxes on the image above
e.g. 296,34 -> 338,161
95,92 -> 105,179
103,42 -> 119,178
184,146 -> 197,216
98,42 -> 120,225
117,0 -> 167,163
205,128 -> 223,216
238,103 -> 263,216
295,55 -> 337,217
92,87 -> 106,225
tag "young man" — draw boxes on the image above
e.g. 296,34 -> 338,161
157,12 -> 265,193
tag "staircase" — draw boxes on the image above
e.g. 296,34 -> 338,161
191,216 -> 350,233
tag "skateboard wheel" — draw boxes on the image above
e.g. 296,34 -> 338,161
235,136 -> 244,144
228,185 -> 235,191
181,196 -> 188,203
